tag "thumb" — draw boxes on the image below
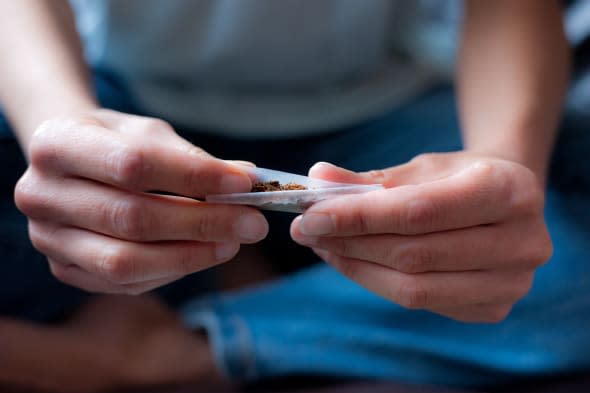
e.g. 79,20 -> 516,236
308,162 -> 391,186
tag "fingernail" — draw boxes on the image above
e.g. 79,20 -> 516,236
220,173 -> 251,194
234,213 -> 268,242
311,161 -> 336,170
309,161 -> 336,176
215,242 -> 239,261
301,213 -> 334,236
227,160 -> 256,168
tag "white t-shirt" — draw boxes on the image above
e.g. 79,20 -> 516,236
70,0 -> 460,136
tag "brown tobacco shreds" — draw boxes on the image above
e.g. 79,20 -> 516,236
251,181 -> 307,192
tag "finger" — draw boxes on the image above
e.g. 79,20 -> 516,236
316,249 -> 534,309
308,154 -> 485,187
29,222 -> 240,284
20,176 -> 268,243
299,161 -> 543,236
29,117 -> 251,197
429,303 -> 514,323
48,259 -> 184,295
291,216 -> 551,272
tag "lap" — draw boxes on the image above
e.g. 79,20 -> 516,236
182,89 -> 590,383
2,76 -> 589,323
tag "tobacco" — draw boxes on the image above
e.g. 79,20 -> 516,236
250,181 -> 307,192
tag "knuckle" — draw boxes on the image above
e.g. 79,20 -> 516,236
396,277 -> 430,309
395,245 -> 434,273
517,225 -> 553,268
97,245 -> 136,284
139,117 -> 174,135
14,172 -> 45,217
484,305 -> 512,323
536,233 -> 554,265
108,145 -> 146,189
183,166 -> 203,196
499,271 -> 534,305
190,213 -> 218,240
28,120 -> 60,169
186,145 -> 209,158
403,197 -> 437,234
349,207 -> 371,235
409,153 -> 444,173
48,261 -> 73,285
507,170 -> 545,215
528,232 -> 553,267
411,153 -> 437,166
105,196 -> 146,240
469,161 -> 516,211
27,222 -> 51,254
470,160 -> 495,173
48,260 -> 92,292
28,223 -> 63,259
514,271 -> 535,299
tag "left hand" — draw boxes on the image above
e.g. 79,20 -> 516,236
291,152 -> 552,323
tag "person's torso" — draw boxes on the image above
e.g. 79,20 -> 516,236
70,0 -> 459,136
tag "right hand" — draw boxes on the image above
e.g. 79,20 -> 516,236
14,109 -> 268,294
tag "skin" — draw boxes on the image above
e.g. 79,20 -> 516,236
0,0 -> 269,295
18,110 -> 268,294
0,295 -> 222,393
0,0 -> 570,390
0,0 -> 263,389
291,0 -> 569,323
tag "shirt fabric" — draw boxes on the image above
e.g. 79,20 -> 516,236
69,0 -> 459,137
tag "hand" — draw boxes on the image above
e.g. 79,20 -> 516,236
64,295 -> 222,391
291,152 -> 552,323
15,109 -> 268,294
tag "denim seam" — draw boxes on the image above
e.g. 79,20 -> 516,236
181,309 -> 232,379
227,314 -> 258,380
181,299 -> 257,380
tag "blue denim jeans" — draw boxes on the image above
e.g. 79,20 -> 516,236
180,93 -> 590,387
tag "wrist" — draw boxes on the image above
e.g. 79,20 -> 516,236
460,101 -> 560,190
12,94 -> 99,157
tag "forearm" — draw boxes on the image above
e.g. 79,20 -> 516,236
0,0 -> 98,152
458,0 -> 570,183
0,318 -> 115,391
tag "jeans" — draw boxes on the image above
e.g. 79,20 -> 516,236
181,93 -> 590,387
